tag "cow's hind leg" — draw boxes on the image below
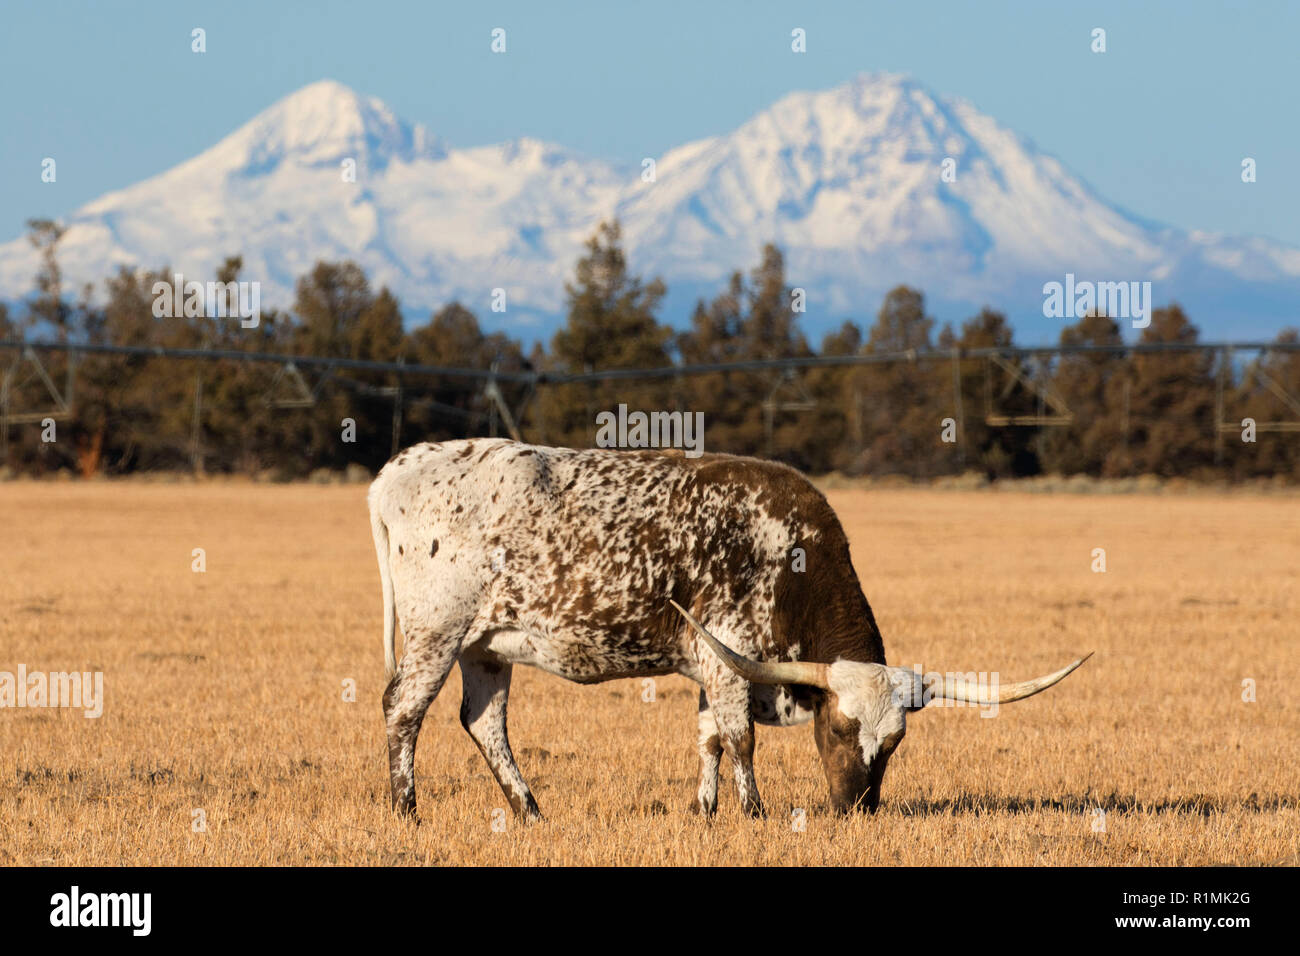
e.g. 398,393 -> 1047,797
383,630 -> 461,817
459,648 -> 540,821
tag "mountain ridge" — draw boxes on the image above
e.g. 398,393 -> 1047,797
3,73 -> 1297,342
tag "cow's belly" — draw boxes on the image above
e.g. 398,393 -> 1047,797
476,627 -> 685,684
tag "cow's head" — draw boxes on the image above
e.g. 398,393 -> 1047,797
670,601 -> 1090,814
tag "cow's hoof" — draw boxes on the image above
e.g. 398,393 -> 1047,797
690,798 -> 718,817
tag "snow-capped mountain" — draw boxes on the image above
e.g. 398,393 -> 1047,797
2,75 -> 1297,341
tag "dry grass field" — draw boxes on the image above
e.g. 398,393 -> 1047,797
1,479 -> 1297,866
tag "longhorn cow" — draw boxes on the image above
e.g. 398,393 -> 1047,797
368,438 -> 1089,819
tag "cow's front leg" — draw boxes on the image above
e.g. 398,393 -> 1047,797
707,677 -> 764,817
693,689 -> 723,816
459,649 -> 541,821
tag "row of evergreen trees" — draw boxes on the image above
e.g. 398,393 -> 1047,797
2,219 -> 1298,480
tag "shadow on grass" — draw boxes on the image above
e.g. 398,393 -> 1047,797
892,791 -> 1295,817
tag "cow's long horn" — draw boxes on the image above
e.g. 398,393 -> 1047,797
670,600 -> 829,688
925,653 -> 1093,705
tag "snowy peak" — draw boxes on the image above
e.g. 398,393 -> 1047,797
210,79 -> 446,174
758,73 -> 956,148
720,73 -> 973,181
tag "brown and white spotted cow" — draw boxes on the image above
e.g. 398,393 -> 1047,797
369,438 -> 1089,820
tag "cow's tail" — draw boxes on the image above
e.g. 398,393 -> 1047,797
369,497 -> 397,681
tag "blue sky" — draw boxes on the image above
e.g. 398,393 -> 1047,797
2,0 -> 1298,248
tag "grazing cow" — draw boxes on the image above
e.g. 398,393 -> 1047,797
369,438 -> 1089,819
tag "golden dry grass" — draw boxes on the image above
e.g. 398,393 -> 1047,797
1,479 -> 1297,866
